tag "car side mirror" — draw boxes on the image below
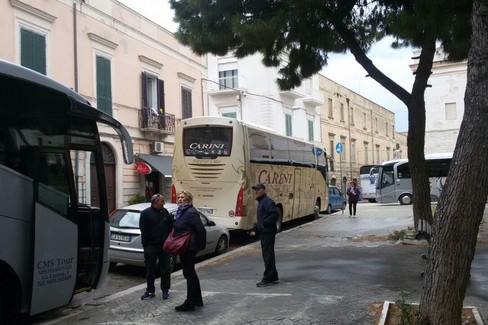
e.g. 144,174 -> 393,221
208,220 -> 216,226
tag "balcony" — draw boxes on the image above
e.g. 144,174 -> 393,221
139,108 -> 177,134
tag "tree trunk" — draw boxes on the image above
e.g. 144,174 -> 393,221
407,39 -> 437,235
419,0 -> 488,323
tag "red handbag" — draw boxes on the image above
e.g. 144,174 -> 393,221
163,229 -> 192,255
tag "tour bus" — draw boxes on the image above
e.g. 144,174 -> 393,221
375,153 -> 452,205
171,116 -> 329,232
0,60 -> 134,321
359,164 -> 379,202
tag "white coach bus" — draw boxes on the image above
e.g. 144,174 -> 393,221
375,153 -> 452,205
171,116 -> 329,232
0,60 -> 133,321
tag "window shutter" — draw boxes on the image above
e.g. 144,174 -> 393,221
157,79 -> 165,115
96,56 -> 112,115
21,28 -> 46,75
181,87 -> 192,119
141,72 -> 148,109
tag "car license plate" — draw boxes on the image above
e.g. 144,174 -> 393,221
111,233 -> 131,242
197,208 -> 215,215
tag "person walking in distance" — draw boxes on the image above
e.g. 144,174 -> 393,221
249,183 -> 279,287
139,194 -> 173,300
347,181 -> 361,217
173,190 -> 206,312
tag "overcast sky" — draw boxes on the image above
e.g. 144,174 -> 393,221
119,0 -> 414,132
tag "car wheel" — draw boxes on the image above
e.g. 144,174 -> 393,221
326,204 -> 332,214
215,235 -> 229,255
399,194 -> 413,205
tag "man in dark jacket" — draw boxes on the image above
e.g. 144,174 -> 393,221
139,194 -> 173,300
249,183 -> 279,287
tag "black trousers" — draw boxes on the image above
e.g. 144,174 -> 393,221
349,201 -> 358,216
143,244 -> 171,293
260,232 -> 279,282
180,250 -> 202,306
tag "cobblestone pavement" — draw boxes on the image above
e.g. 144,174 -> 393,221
36,204 -> 488,325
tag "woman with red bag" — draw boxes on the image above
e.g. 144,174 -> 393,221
173,190 -> 206,312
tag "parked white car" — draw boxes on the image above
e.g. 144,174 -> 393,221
109,202 -> 230,271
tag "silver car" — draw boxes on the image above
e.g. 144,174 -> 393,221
109,202 -> 230,271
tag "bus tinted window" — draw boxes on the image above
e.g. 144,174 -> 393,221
183,127 -> 232,158
427,159 -> 451,177
397,163 -> 411,178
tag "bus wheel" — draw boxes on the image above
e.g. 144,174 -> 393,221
313,201 -> 320,219
276,207 -> 283,233
215,235 -> 229,255
399,194 -> 413,205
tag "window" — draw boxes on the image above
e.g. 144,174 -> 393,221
375,117 -> 379,133
142,72 -> 165,115
329,134 -> 335,160
350,107 -> 354,125
386,147 -> 391,161
285,113 -> 292,136
363,112 -> 367,130
340,136 -> 346,160
222,112 -> 237,118
351,140 -> 356,163
21,28 -> 46,74
308,120 -> 314,142
96,55 -> 112,115
182,87 -> 192,119
219,69 -> 238,89
364,142 -> 369,164
328,98 -> 333,118
445,102 -> 457,120
375,145 -> 380,164
386,122 -> 389,137
340,103 -> 345,122
392,125 -> 396,138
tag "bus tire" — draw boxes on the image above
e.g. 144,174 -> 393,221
276,206 -> 283,233
313,200 -> 320,219
399,194 -> 413,205
0,271 -> 17,323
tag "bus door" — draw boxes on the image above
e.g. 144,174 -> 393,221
377,164 -> 396,203
30,149 -> 78,315
292,168 -> 303,218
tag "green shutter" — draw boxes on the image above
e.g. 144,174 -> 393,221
21,28 -> 46,75
96,56 -> 112,115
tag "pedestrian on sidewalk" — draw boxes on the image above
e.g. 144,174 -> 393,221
139,194 -> 173,300
347,181 -> 361,217
249,183 -> 279,287
173,190 -> 206,312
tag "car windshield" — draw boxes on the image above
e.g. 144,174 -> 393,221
110,210 -> 140,229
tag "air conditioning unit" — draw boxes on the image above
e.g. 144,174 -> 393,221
151,141 -> 164,153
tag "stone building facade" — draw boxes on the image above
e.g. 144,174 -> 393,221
319,75 -> 408,192
1,0 -> 207,209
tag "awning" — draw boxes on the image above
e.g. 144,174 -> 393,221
138,154 -> 172,177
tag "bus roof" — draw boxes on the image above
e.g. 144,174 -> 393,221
0,59 -> 134,164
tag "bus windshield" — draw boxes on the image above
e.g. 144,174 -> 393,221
183,126 -> 233,158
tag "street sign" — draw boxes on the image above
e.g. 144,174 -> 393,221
335,142 -> 343,154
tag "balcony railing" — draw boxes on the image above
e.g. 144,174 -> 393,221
139,108 -> 176,134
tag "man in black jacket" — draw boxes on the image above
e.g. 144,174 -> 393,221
249,183 -> 280,287
139,194 -> 173,300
